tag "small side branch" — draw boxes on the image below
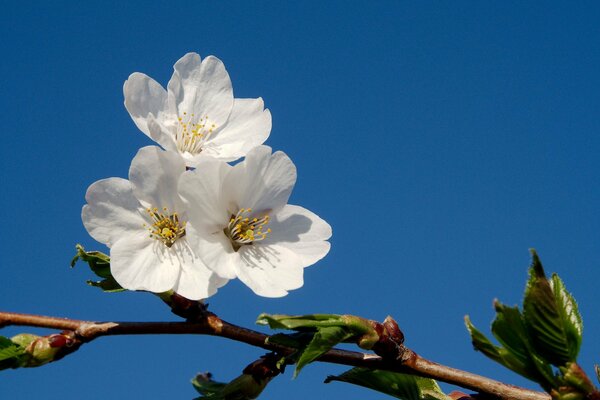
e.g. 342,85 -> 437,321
0,311 -> 549,400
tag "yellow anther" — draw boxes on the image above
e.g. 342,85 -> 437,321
225,208 -> 272,250
144,206 -> 186,247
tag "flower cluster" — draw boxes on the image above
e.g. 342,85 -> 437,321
82,53 -> 331,300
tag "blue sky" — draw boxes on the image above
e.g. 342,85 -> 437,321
1,1 -> 599,399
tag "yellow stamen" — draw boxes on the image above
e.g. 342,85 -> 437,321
225,208 -> 271,251
144,207 -> 186,247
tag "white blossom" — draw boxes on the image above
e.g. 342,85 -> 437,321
179,146 -> 332,297
82,146 -> 228,300
123,53 -> 271,166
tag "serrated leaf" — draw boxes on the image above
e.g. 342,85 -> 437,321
550,273 -> 583,359
465,313 -> 556,391
491,302 -> 556,389
294,326 -> 354,377
523,250 -> 580,366
325,368 -> 449,400
72,244 -> 124,292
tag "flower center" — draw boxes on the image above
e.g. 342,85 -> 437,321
144,207 -> 186,247
175,112 -> 217,155
225,208 -> 271,251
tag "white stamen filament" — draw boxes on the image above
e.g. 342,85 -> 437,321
175,112 -> 217,154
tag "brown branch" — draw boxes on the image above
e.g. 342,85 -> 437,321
0,311 -> 549,400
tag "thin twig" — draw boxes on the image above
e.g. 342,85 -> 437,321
0,311 -> 549,400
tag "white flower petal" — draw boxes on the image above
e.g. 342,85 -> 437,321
224,146 -> 297,213
123,72 -> 169,137
111,231 -> 180,293
169,238 -> 229,300
178,157 -> 232,230
188,227 -> 238,280
167,53 -> 233,129
147,115 -> 178,152
234,244 -> 305,297
82,177 -> 145,247
129,146 -> 186,211
265,204 -> 332,266
202,98 -> 271,162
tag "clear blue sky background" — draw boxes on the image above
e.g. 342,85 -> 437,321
1,2 -> 599,399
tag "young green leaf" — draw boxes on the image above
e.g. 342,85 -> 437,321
325,368 -> 449,400
523,250 -> 582,366
465,312 -> 556,391
294,326 -> 354,377
71,244 -> 125,292
256,314 -> 349,330
550,273 -> 583,359
258,313 -> 385,376
191,373 -> 228,398
0,336 -> 28,370
86,277 -> 126,292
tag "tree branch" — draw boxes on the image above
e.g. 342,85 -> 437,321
0,311 -> 549,400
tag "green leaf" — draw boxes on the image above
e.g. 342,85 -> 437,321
325,368 -> 449,400
87,277 -> 126,292
295,326 -> 354,377
71,244 -> 125,292
191,373 -> 269,400
523,250 -> 581,366
0,336 -> 28,370
257,314 -> 348,330
258,314 -> 380,376
465,312 -> 556,391
550,273 -> 583,359
191,373 -> 228,397
491,302 -> 556,389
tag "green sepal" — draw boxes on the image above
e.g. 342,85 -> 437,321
71,244 -> 125,292
325,368 -> 449,400
523,250 -> 582,366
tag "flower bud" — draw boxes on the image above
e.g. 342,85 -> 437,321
13,331 -> 80,367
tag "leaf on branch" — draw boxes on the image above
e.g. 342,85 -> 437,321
191,373 -> 228,398
71,244 -> 125,292
465,307 -> 556,391
523,249 -> 582,366
295,326 -> 354,377
0,336 -> 28,370
465,250 -> 587,392
257,313 -> 379,377
191,353 -> 284,400
257,314 -> 351,331
325,368 -> 449,400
